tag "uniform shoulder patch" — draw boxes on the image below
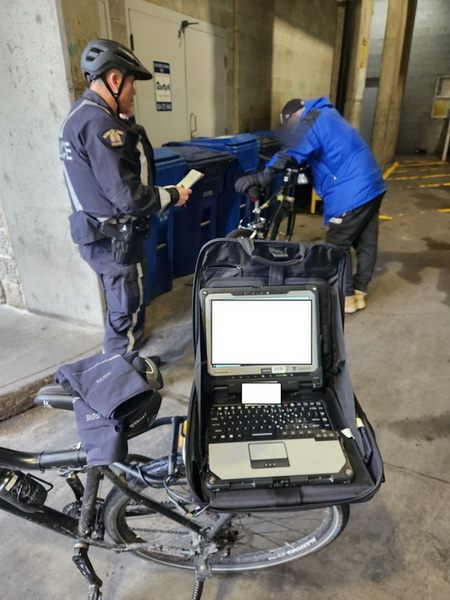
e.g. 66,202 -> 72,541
99,128 -> 126,148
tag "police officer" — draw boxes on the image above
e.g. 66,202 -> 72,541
59,39 -> 191,353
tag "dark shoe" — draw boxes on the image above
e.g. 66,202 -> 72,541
148,355 -> 166,367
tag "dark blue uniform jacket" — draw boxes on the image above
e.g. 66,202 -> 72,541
59,89 -> 177,245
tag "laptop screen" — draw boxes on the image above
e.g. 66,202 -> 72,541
201,287 -> 321,380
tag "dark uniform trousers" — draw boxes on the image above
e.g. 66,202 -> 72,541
79,238 -> 146,354
326,193 -> 384,297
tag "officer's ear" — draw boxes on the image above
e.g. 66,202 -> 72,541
106,69 -> 123,95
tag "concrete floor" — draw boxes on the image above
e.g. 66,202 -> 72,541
0,156 -> 449,599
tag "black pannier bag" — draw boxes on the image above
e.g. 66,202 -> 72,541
185,237 -> 384,512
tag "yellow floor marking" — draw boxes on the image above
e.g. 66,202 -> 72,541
418,182 -> 450,188
389,173 -> 450,181
400,160 -> 448,166
383,161 -> 399,179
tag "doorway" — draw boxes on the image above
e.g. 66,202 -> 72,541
126,0 -> 227,147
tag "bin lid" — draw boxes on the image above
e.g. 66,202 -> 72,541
154,146 -> 186,166
252,130 -> 278,138
193,133 -> 260,149
252,134 -> 281,148
163,144 -> 233,168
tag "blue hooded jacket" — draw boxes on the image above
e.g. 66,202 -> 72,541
267,97 -> 386,225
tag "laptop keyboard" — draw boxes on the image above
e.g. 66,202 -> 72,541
208,400 -> 338,443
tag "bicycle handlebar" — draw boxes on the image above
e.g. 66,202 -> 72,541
247,185 -> 263,200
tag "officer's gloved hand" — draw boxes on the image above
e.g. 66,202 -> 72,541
234,168 -> 275,196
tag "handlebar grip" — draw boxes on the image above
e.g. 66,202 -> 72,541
246,185 -> 262,199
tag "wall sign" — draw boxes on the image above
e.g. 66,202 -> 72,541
431,75 -> 450,118
154,61 -> 172,111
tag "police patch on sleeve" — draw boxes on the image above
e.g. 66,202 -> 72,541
99,128 -> 125,148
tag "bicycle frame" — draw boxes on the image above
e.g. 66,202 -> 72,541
0,417 -> 204,536
233,165 -> 306,240
0,415 -> 216,599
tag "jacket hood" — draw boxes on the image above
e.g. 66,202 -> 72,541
303,96 -> 334,116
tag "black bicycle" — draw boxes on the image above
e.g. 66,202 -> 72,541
0,376 -> 349,600
228,165 -> 308,241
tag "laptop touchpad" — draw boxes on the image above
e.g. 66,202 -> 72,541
248,442 -> 290,469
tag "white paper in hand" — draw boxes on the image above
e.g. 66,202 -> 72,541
177,169 -> 204,189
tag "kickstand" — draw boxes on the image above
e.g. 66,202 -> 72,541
191,556 -> 211,600
72,467 -> 104,600
73,542 -> 103,599
191,575 -> 205,600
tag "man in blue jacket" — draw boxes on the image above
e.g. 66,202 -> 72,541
60,40 -> 191,352
235,97 -> 386,314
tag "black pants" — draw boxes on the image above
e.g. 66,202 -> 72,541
326,193 -> 384,296
79,238 -> 146,354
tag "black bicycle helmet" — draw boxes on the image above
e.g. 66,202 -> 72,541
81,39 -> 152,82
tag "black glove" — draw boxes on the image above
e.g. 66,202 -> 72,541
270,152 -> 300,172
234,168 -> 275,195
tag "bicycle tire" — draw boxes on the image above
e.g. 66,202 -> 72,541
103,458 -> 349,572
226,228 -> 255,239
267,200 -> 296,241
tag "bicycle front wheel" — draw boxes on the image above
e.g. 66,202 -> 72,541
103,462 -> 349,572
267,199 -> 296,241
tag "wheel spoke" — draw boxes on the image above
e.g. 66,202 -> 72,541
104,461 -> 348,572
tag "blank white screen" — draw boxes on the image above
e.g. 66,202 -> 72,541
211,298 -> 312,365
242,382 -> 282,404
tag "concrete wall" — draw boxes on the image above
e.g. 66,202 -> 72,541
270,0 -> 338,127
0,204 -> 24,308
103,0 -> 339,134
364,0 -> 450,157
0,0 -> 104,324
396,0 -> 450,155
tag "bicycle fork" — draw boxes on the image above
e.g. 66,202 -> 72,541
72,467 -> 103,600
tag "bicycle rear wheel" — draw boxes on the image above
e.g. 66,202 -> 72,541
103,459 -> 349,572
267,199 -> 296,241
226,228 -> 254,239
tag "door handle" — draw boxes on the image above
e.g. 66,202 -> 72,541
190,112 -> 198,139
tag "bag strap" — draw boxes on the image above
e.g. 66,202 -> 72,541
236,237 -> 306,267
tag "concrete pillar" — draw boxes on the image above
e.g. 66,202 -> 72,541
371,0 -> 417,168
344,0 -> 375,130
330,2 -> 346,105
0,0 -> 105,326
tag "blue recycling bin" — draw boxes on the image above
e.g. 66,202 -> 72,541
251,131 -> 282,168
252,129 -> 278,138
164,144 -> 233,277
172,134 -> 261,236
144,147 -> 186,304
251,131 -> 284,197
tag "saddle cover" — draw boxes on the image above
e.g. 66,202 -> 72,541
55,352 -> 159,466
